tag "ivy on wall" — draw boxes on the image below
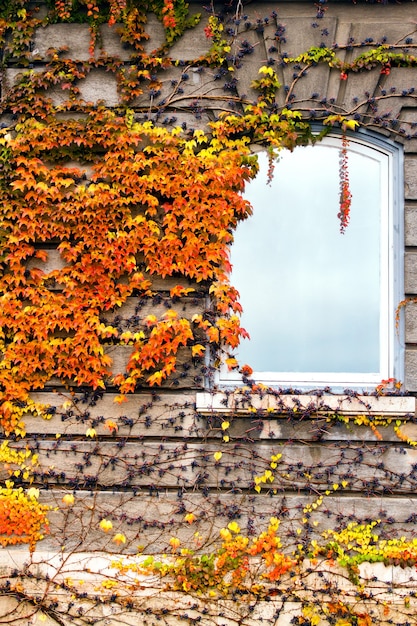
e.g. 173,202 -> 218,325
0,1 -> 417,624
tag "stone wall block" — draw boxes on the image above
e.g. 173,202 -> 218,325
32,24 -> 92,60
338,68 -> 381,117
106,345 -> 205,388
373,68 -> 417,122
77,70 -> 119,106
400,108 -> 417,153
130,65 -> 217,112
405,348 -> 417,390
405,205 -> 417,246
98,23 -> 132,60
405,300 -> 417,344
168,16 -> 212,61
405,155 -> 417,200
4,67 -> 40,96
404,251 -> 417,294
284,64 -> 332,109
349,21 -> 413,47
31,18 -> 166,62
25,392 -> 200,438
276,17 -> 337,58
142,13 -> 166,52
7,439 -> 417,494
21,491 -> 417,554
4,67 -> 120,106
233,30 -> 265,106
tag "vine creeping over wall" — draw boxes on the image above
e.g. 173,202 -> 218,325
1,0 -> 417,426
1,1 -> 417,625
0,105 -> 317,435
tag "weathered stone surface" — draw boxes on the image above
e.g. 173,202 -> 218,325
278,17 -> 337,109
276,17 -> 338,59
7,438 -> 417,495
0,552 -> 416,626
338,67 -> 381,118
4,67 -> 44,95
168,15 -> 212,61
405,300 -> 417,343
106,345 -> 205,388
130,64 -> 220,111
26,391 -> 201,438
4,66 -> 120,106
31,16 -> 167,61
405,204 -> 417,246
375,68 -> 417,122
77,69 -> 119,106
406,252 -> 417,304
32,23 -> 92,60
349,21 -> 415,48
197,391 -> 416,418
23,390 -> 417,442
399,108 -> 417,152
8,490 -> 417,554
405,250 -> 417,294
405,155 -> 417,200
405,348 -> 417,391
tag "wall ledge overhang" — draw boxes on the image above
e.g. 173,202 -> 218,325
196,392 -> 416,417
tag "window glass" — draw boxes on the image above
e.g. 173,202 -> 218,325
224,135 -> 400,388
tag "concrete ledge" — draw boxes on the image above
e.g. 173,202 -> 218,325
196,391 -> 416,417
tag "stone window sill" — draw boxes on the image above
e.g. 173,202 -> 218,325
196,392 -> 416,417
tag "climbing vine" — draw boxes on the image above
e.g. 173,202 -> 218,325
0,1 -> 417,624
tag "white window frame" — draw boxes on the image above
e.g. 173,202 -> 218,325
217,131 -> 404,392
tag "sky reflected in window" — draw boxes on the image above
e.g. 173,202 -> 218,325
231,142 -> 382,374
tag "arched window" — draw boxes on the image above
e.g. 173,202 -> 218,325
222,133 -> 403,390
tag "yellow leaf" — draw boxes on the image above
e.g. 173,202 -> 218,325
213,451 -> 222,462
62,494 -> 75,506
191,344 -> 206,357
144,314 -> 158,327
342,119 -> 359,131
220,528 -> 232,541
169,537 -> 180,550
228,521 -> 240,533
162,309 -> 178,320
99,519 -> 113,532
112,533 -> 126,545
105,420 -> 118,432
